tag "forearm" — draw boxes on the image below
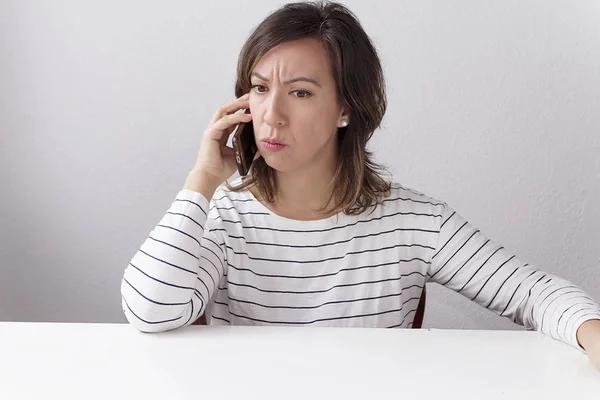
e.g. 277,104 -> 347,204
515,273 -> 600,349
183,169 -> 222,201
576,319 -> 600,371
121,189 -> 213,332
577,319 -> 600,350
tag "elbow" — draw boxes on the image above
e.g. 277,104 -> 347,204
122,304 -> 160,333
120,272 -> 198,333
121,294 -> 192,333
121,297 -> 167,333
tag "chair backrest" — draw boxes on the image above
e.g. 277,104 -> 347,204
193,313 -> 207,325
193,286 -> 426,327
412,285 -> 426,329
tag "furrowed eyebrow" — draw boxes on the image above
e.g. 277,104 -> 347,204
251,72 -> 322,88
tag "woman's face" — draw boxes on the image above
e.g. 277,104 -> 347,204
249,38 -> 348,174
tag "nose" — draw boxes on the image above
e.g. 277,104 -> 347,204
263,91 -> 287,128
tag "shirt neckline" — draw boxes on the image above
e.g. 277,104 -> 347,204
242,186 -> 347,228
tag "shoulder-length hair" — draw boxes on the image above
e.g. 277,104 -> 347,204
228,1 -> 390,215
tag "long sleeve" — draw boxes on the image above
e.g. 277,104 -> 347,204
428,201 -> 600,350
121,189 -> 227,333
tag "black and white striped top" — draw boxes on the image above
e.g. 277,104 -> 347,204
121,182 -> 600,349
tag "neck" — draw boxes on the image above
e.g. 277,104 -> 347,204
274,151 -> 338,214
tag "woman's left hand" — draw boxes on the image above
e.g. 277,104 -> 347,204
576,319 -> 600,371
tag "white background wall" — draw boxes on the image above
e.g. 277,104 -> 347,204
1,0 -> 599,331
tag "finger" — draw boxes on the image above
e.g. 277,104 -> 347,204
210,93 -> 250,124
212,112 -> 252,133
207,113 -> 252,143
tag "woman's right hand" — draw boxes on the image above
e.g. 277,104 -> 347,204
184,93 -> 253,196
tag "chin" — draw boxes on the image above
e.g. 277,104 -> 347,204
260,154 -> 293,173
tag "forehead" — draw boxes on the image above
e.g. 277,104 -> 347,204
253,38 -> 333,80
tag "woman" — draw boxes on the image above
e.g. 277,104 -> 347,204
121,1 -> 600,369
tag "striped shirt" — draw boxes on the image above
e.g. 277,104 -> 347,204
121,182 -> 600,350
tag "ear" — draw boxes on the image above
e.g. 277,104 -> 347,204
337,104 -> 351,128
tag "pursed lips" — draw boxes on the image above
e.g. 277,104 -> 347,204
261,138 -> 286,146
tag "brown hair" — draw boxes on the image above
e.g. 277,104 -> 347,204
228,0 -> 391,215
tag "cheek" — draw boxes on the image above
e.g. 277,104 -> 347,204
302,113 -> 337,142
293,124 -> 337,159
297,104 -> 335,132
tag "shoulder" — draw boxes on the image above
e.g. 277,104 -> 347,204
383,182 -> 447,210
207,177 -> 269,221
210,177 -> 253,207
370,182 -> 449,234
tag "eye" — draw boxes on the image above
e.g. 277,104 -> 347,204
250,84 -> 268,93
291,90 -> 313,99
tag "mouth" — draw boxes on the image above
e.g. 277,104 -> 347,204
262,139 -> 285,146
261,139 -> 287,152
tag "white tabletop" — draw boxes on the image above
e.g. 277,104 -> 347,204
0,323 -> 598,399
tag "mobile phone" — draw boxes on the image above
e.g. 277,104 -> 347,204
231,109 -> 257,176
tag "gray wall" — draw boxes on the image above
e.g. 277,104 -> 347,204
1,0 -> 599,331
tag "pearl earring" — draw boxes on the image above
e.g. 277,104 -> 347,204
341,120 -> 348,127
